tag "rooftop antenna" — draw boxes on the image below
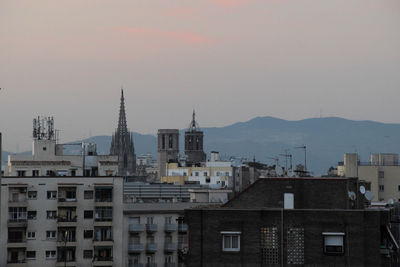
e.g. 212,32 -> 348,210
267,156 -> 279,166
295,145 -> 307,172
279,149 -> 292,173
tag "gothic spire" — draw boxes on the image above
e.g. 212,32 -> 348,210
117,88 -> 128,136
189,109 -> 199,131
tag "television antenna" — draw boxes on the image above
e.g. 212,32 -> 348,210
295,145 -> 307,172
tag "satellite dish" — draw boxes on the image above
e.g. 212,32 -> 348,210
359,186 -> 366,194
348,191 -> 356,200
388,199 -> 394,205
365,191 -> 374,201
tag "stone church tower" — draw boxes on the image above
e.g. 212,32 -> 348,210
110,89 -> 136,176
184,110 -> 206,165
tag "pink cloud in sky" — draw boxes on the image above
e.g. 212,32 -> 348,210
117,27 -> 213,45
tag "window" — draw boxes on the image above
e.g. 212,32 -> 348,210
43,147 -> 47,151
84,230 -> 93,239
379,185 -> 385,192
84,190 -> 93,199
17,170 -> 26,177
27,211 -> 37,220
221,231 -> 241,252
195,172 -> 199,176
379,171 -> 385,179
27,231 -> 36,239
26,251 -> 36,259
323,232 -> 344,254
46,250 -> 56,259
398,185 -> 400,192
165,216 -> 172,224
287,227 -> 304,264
261,227 -> 279,264
28,191 -> 37,200
168,135 -> 173,148
146,217 -> 154,224
84,210 -> 93,219
47,210 -> 57,219
83,250 -> 93,259
46,231 -> 56,239
32,170 -> 39,176
204,172 -> 207,176
47,191 -> 57,199
71,170 -> 76,176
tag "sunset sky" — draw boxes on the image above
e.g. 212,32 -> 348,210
1,0 -> 400,151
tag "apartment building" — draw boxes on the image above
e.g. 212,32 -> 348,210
5,116 -> 119,177
338,153 -> 400,202
185,177 -> 398,267
0,176 -> 124,267
161,160 -> 233,189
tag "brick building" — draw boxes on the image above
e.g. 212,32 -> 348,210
185,177 -> 399,267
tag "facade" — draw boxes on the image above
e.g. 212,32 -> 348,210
5,117 -> 118,177
161,160 -> 233,189
123,190 -> 230,267
0,176 -> 124,267
157,129 -> 179,180
184,111 -> 206,165
338,153 -> 400,202
110,89 -> 136,176
185,177 -> 399,267
123,182 -> 207,203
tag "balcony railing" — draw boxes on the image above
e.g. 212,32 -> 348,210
9,198 -> 27,203
94,216 -> 113,222
128,243 -> 145,253
178,224 -> 188,232
146,224 -> 157,232
58,197 -> 77,202
164,223 -> 177,232
8,217 -> 27,223
95,197 -> 113,202
93,256 -> 113,261
93,237 -> 113,242
57,258 -> 76,262
145,264 -> 157,267
8,238 -> 26,243
164,263 -> 176,267
57,217 -> 77,222
164,243 -> 177,252
146,243 -> 157,253
129,223 -> 145,232
129,264 -> 144,267
7,259 -> 26,264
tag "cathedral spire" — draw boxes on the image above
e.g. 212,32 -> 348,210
117,88 -> 128,136
110,88 -> 136,176
189,109 -> 199,131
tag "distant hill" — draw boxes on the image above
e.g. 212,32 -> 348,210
4,116 -> 400,175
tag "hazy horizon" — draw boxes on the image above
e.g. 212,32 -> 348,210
1,0 -> 399,151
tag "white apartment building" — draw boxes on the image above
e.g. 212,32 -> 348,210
162,160 -> 233,189
5,117 -> 118,177
0,176 -> 124,267
338,153 -> 400,202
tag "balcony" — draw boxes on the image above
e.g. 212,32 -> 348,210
178,224 -> 188,232
7,218 -> 27,228
7,260 -> 27,267
92,256 -> 113,266
55,261 -> 76,267
145,264 -> 157,267
7,238 -> 27,248
146,243 -> 158,253
164,223 -> 177,232
128,243 -> 145,253
164,243 -> 177,252
57,198 -> 77,207
8,199 -> 28,207
129,223 -> 145,233
146,224 -> 157,233
93,238 -> 113,246
129,264 -> 144,267
164,264 -> 176,267
57,217 -> 77,227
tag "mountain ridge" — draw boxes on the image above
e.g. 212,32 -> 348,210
3,116 -> 400,175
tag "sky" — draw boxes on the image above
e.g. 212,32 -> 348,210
1,0 -> 400,152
